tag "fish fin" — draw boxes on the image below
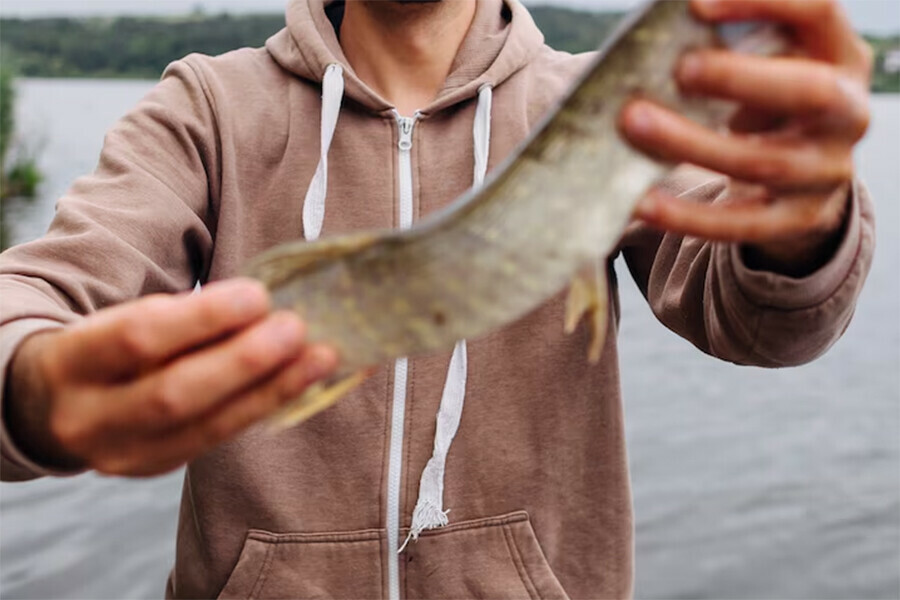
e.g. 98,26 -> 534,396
266,369 -> 374,431
564,259 -> 609,364
243,233 -> 382,289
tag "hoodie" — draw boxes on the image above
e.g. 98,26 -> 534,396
0,0 -> 875,598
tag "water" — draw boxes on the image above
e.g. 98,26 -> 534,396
1,79 -> 898,599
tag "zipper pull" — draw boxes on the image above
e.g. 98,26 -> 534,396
398,117 -> 414,151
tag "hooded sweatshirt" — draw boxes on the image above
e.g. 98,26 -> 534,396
0,0 -> 875,598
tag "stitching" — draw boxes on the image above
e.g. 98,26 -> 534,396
403,360 -> 416,600
380,370 -> 391,599
391,118 -> 398,228
417,511 -> 528,537
405,360 -> 416,522
502,523 -> 538,600
248,541 -> 275,600
248,529 -> 383,544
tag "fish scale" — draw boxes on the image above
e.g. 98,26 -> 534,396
244,0 -> 787,425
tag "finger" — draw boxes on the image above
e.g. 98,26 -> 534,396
636,186 -> 847,243
691,0 -> 866,69
620,100 -> 853,190
93,345 -> 339,477
106,311 -> 310,430
58,278 -> 270,380
178,344 -> 339,450
677,51 -> 870,140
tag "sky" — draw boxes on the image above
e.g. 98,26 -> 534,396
0,0 -> 898,35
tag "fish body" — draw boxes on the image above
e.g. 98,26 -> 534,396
243,0 -> 782,423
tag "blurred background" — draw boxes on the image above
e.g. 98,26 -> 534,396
1,1 -> 898,598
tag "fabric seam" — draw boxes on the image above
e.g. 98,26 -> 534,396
724,213 -> 864,314
248,540 -> 276,599
502,523 -> 539,600
379,370 -> 391,599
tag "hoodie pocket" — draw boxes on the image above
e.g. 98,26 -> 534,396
403,511 -> 569,600
216,528 -> 384,599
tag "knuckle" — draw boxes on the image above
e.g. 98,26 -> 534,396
235,341 -> 276,374
140,294 -> 176,321
148,379 -> 187,422
746,154 -> 790,184
49,411 -> 90,449
119,320 -> 159,361
808,70 -> 842,113
195,294 -> 227,328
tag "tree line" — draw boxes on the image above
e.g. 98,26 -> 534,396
0,7 -> 897,87
1,8 -> 897,91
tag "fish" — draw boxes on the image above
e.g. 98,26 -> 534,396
243,0 -> 788,426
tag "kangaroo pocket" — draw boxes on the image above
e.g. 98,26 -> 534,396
217,528 -> 384,599
217,512 -> 567,600
403,511 -> 569,600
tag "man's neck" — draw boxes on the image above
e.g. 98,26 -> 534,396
340,1 -> 477,117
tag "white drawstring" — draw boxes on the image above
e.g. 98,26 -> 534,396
400,85 -> 493,552
302,63 -> 344,241
473,85 -> 493,187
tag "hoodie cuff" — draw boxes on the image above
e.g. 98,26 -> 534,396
1,318 -> 82,481
722,179 -> 863,312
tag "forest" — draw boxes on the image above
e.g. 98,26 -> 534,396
0,8 -> 618,79
2,7 -> 894,91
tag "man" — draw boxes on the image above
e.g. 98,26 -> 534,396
0,0 -> 874,598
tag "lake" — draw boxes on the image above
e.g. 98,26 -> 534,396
1,79 -> 898,599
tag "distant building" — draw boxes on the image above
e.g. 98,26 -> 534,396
885,49 -> 900,74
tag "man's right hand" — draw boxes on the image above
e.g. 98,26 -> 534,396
4,278 -> 338,477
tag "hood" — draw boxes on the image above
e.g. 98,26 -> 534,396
265,0 -> 546,115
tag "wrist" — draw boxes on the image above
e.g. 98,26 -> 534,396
4,330 -> 86,471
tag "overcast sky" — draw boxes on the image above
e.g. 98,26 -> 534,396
1,0 -> 897,34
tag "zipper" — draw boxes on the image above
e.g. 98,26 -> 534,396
387,110 -> 419,600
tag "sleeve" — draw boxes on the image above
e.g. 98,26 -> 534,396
620,164 -> 875,368
0,58 -> 220,481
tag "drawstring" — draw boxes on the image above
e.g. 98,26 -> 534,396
473,85 -> 493,187
400,85 -> 493,552
302,63 -> 344,241
298,69 -> 493,551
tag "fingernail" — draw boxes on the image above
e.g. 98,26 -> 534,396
626,104 -> 655,138
637,193 -> 659,220
268,313 -> 304,351
229,280 -> 269,314
678,54 -> 703,84
305,345 -> 339,380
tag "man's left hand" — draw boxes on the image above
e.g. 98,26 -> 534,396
621,0 -> 872,274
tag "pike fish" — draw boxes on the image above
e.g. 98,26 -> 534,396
243,0 -> 787,426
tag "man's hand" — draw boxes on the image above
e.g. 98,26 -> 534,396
4,279 -> 338,477
622,0 -> 872,272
